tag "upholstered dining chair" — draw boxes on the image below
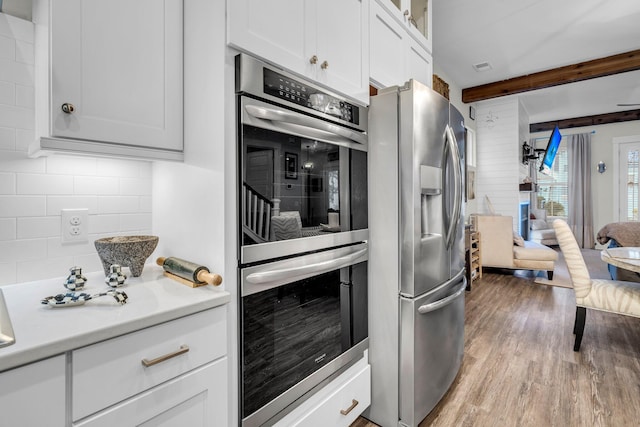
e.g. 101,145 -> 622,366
553,219 -> 640,351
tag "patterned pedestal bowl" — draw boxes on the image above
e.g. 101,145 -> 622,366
94,236 -> 159,277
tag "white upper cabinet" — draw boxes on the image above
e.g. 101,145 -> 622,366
32,0 -> 184,161
227,0 -> 370,104
383,0 -> 432,53
370,0 -> 432,89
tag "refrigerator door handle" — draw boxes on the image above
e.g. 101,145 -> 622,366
444,124 -> 463,249
418,276 -> 467,315
245,249 -> 367,284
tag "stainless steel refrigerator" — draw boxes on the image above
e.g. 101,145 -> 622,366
366,80 -> 466,427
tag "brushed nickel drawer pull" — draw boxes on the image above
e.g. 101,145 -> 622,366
340,399 -> 359,415
141,345 -> 189,367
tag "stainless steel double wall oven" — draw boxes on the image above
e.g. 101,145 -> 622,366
235,54 -> 369,426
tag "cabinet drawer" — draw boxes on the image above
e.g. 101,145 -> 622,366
74,357 -> 228,427
72,307 -> 227,421
276,358 -> 370,427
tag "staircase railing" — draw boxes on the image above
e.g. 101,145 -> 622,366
242,182 -> 277,243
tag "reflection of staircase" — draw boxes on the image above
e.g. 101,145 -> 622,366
242,182 -> 276,243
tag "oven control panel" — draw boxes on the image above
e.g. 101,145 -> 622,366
263,68 -> 360,126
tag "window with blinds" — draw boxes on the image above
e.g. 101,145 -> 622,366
536,143 -> 568,217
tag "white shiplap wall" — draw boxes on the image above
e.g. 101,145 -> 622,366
0,14 -> 153,285
474,97 -> 529,230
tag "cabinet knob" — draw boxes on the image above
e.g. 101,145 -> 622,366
321,60 -> 329,70
309,55 -> 318,64
404,10 -> 417,26
61,103 -> 75,114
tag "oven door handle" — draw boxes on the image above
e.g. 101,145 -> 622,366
245,249 -> 367,285
245,104 -> 367,146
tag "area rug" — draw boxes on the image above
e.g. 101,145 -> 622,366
533,248 -> 610,288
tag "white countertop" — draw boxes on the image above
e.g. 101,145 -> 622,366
0,266 -> 230,372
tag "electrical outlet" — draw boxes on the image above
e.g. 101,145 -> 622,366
61,209 -> 89,244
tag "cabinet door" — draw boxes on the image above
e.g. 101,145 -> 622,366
0,355 -> 65,426
406,35 -> 432,87
75,358 -> 228,427
50,0 -> 183,151
370,0 -> 407,88
227,0 -> 316,78
315,0 -> 369,103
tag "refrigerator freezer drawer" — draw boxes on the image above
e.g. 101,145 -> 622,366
399,275 -> 466,426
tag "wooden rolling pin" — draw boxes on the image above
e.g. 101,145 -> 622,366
156,257 -> 222,287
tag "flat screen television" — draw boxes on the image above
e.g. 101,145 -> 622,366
539,125 -> 562,175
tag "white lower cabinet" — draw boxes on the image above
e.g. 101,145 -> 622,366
0,355 -> 66,426
74,358 -> 227,427
71,307 -> 228,424
274,357 -> 371,427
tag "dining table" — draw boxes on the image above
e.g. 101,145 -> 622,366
601,247 -> 640,273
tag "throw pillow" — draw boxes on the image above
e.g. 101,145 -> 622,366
530,219 -> 548,230
513,230 -> 525,246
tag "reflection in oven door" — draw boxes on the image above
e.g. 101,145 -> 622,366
239,96 -> 368,265
240,252 -> 367,426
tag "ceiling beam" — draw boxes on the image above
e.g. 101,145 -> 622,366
462,49 -> 640,103
530,109 -> 640,133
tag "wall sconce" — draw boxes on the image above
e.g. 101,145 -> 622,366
597,161 -> 606,174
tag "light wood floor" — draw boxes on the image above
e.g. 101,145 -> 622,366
352,268 -> 640,426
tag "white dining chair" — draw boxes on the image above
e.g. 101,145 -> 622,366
553,219 -> 640,351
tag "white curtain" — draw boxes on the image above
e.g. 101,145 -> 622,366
567,133 -> 594,248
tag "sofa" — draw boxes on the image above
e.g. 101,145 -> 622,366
474,215 -> 558,279
529,208 -> 558,246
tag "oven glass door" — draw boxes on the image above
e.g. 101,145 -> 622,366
240,246 -> 368,425
239,96 -> 368,264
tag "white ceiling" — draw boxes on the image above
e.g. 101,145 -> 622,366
432,0 -> 640,124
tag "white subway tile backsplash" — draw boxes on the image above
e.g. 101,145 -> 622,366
0,262 -> 16,285
74,176 -> 119,195
0,104 -> 33,131
0,127 -> 15,150
97,158 -> 146,178
0,57 -> 33,87
0,34 -> 13,60
139,196 -> 152,213
139,161 -> 152,178
89,214 -> 120,234
47,236 -> 96,258
0,14 -> 33,43
0,81 -> 14,105
0,238 -> 47,262
0,218 -> 16,240
46,155 -> 98,176
46,196 -> 98,215
18,173 -> 74,194
119,177 -> 151,196
15,84 -> 33,108
71,253 -> 103,275
15,39 -> 34,65
0,172 -> 15,194
0,195 -> 45,217
120,213 -> 152,231
17,216 -> 60,239
97,196 -> 140,214
14,128 -> 33,152
16,256 -> 74,283
0,152 -> 45,172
